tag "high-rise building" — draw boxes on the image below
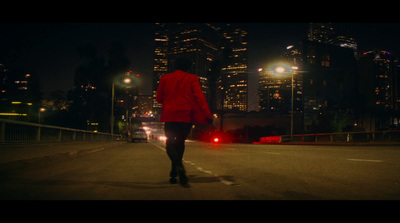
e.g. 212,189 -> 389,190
329,35 -> 357,50
153,23 -> 169,111
152,23 -> 220,112
258,44 -> 303,113
357,50 -> 400,131
0,63 -> 9,103
308,23 -> 334,43
359,50 -> 396,111
259,67 -> 293,112
136,95 -> 154,118
301,40 -> 359,132
309,23 -> 359,58
218,25 -> 248,112
167,23 -> 220,97
0,65 -> 41,120
329,34 -> 358,59
152,23 -> 249,114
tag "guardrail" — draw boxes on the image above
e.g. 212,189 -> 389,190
255,130 -> 400,144
0,118 -> 117,143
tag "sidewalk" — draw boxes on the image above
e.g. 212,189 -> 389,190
0,141 -> 126,165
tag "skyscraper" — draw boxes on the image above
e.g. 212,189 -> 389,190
307,23 -> 334,43
302,40 -> 358,132
152,23 -> 220,111
359,50 -> 398,113
152,23 -> 249,115
153,23 -> 169,110
309,23 -> 359,58
356,50 -> 400,131
166,23 -> 220,96
218,25 -> 248,112
259,44 -> 303,113
0,65 -> 41,120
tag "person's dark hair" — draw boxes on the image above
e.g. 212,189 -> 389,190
174,57 -> 192,72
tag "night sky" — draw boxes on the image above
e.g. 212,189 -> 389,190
1,22 -> 400,109
0,23 -> 155,96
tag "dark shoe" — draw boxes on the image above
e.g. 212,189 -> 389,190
176,166 -> 188,186
169,177 -> 178,184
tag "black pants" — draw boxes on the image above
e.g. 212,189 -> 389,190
164,122 -> 192,177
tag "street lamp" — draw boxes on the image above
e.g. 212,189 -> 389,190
111,74 -> 137,138
38,107 -> 46,124
275,66 -> 286,74
123,78 -> 132,84
269,63 -> 296,141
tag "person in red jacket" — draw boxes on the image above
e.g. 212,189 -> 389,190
156,57 -> 212,186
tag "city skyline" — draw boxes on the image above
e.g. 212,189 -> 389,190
1,23 -> 399,95
1,23 -> 400,111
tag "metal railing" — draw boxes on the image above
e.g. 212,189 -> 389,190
0,118 -> 116,143
280,131 -> 400,143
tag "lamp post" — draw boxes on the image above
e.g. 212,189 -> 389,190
38,107 -> 46,124
273,65 -> 296,141
111,82 -> 115,138
111,75 -> 136,138
290,66 -> 299,142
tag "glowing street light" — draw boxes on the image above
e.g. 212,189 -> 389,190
266,63 -> 297,141
275,66 -> 286,74
111,74 -> 138,137
123,77 -> 132,84
38,107 -> 46,124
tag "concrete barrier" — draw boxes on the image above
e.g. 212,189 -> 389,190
253,136 -> 282,144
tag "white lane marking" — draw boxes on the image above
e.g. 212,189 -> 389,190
184,160 -> 196,166
218,178 -> 236,186
189,161 -> 238,186
262,152 -> 280,155
151,142 -> 166,152
150,142 -> 239,186
347,159 -> 383,163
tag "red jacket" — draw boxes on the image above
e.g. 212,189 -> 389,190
156,70 -> 212,124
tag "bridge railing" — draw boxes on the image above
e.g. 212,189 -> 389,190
256,130 -> 400,144
281,131 -> 400,143
0,118 -> 117,143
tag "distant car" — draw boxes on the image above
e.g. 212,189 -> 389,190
128,129 -> 148,143
158,135 -> 167,142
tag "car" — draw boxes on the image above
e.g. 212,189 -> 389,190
158,135 -> 167,142
128,129 -> 148,143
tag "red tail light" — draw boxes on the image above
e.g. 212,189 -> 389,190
212,137 -> 220,143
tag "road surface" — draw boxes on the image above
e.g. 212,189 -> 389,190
0,140 -> 399,200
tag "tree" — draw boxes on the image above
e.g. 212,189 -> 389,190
71,44 -> 108,131
105,41 -> 131,134
105,41 -> 130,83
69,42 -> 132,132
330,111 -> 353,133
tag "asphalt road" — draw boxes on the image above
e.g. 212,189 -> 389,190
1,140 -> 400,200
